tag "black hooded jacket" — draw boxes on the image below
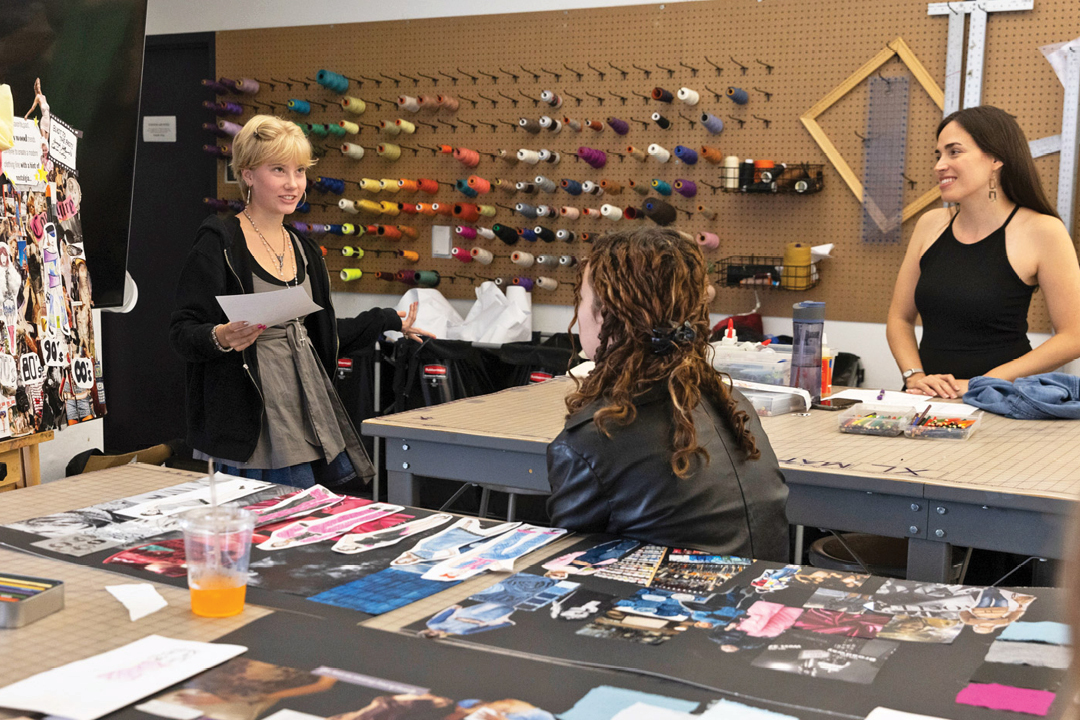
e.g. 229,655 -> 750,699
169,215 -> 401,463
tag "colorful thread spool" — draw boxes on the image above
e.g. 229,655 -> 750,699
379,120 -> 402,136
417,95 -> 440,113
339,199 -> 359,214
202,122 -> 230,138
399,203 -> 419,214
287,99 -> 311,115
454,179 -> 478,198
201,79 -> 231,94
397,179 -> 419,193
341,246 -> 364,257
471,247 -> 494,264
379,179 -> 401,193
305,124 -> 328,139
451,246 -> 472,263
673,179 -> 697,197
417,178 -> 439,194
577,147 -> 607,169
416,271 -> 441,288
559,255 -> 577,267
454,203 -> 482,222
677,87 -> 700,105
563,117 -> 582,132
398,225 -> 419,239
315,177 -> 346,194
341,97 -> 367,114
519,117 -> 542,134
515,203 -> 539,219
629,179 -> 649,195
416,203 -> 437,216
538,149 -> 560,164
518,227 -> 538,242
623,206 -> 642,220
651,113 -> 672,130
561,179 -> 583,196
697,205 -> 717,220
696,232 -> 720,250
493,224 -> 520,244
202,144 -> 231,158
674,145 -> 699,165
643,199 -> 677,226
431,202 -> 453,217
600,204 -> 623,221
651,179 -> 673,196
517,182 -> 537,194
216,120 -> 242,136
316,69 -> 349,93
373,225 -> 400,240
379,201 -> 401,216
467,175 -> 491,193
727,87 -> 749,105
398,95 -> 420,112
341,143 -> 365,160
541,90 -> 562,108
397,248 -> 419,261
535,277 -> 558,291
396,119 -> 416,134
534,226 -> 557,242
627,146 -> 647,161
360,178 -> 382,193
581,181 -> 603,196
535,205 -> 554,218
457,226 -> 478,240
513,276 -> 535,291
454,147 -> 481,167
539,116 -> 562,133
701,113 -> 724,135
534,176 -> 557,193
556,229 -> 575,242
600,179 -> 623,194
536,254 -> 558,267
582,208 -> 601,219
203,198 -> 231,212
438,95 -> 459,112
326,124 -> 346,138
560,206 -> 581,220
607,117 -> 630,135
478,204 -> 497,217
340,268 -> 363,281
512,251 -> 535,267
378,143 -> 402,161
396,270 -> 417,284
339,120 -> 360,135
585,119 -> 604,131
499,149 -> 519,164
652,87 -> 674,103
701,146 -> 725,164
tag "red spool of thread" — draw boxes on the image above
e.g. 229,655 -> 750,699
417,178 -> 439,194
375,271 -> 396,281
438,144 -> 455,154
453,203 -> 482,222
396,270 -> 418,284
398,225 -> 419,239
365,225 -> 380,235
399,203 -> 419,214
451,246 -> 473,262
623,206 -> 640,220
378,225 -> 403,240
454,147 -> 480,168
398,179 -> 420,193
586,119 -> 604,131
467,175 -> 491,193
432,203 -> 454,217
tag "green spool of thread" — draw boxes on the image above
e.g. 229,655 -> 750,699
327,124 -> 346,138
341,224 -> 357,235
478,205 -> 497,217
308,124 -> 328,138
396,119 -> 416,134
295,123 -> 312,136
342,246 -> 364,257
340,268 -> 363,281
339,121 -> 360,135
415,270 -> 440,287
378,143 -> 402,161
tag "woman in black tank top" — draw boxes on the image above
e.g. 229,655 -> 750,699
886,106 -> 1080,399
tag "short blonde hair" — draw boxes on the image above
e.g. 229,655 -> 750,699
230,115 -> 315,198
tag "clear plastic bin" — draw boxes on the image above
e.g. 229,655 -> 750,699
837,404 -> 916,437
904,412 -> 982,440
711,347 -> 791,386
739,388 -> 804,417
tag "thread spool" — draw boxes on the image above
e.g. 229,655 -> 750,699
471,247 -> 494,264
379,201 -> 401,216
396,270 -> 417,284
697,206 -> 717,220
539,116 -> 562,133
329,124 -> 349,139
518,227 -> 538,242
454,203 -> 482,222
417,178 -> 439,194
559,255 -> 577,267
341,143 -> 365,160
535,205 -> 554,218
541,90 -> 563,108
202,123 -> 230,138
398,203 -> 417,215
467,175 -> 491,194
201,79 -> 230,94
517,149 -> 541,165
357,199 -> 383,214
515,203 -> 539,219
647,144 -> 671,162
339,199 -> 359,214
533,276 -> 556,291
372,272 -> 394,282
455,179 -> 479,198
651,179 -> 673,196
674,145 -> 699,165
701,146 -> 725,165
379,179 -> 401,193
419,95 -> 441,113
512,251 -> 535,267
556,229 -> 575,242
335,121 -> 359,136
397,248 -> 419,262
415,271 -> 440,288
538,149 -> 561,164
451,246 -> 473,263
340,268 -> 363,282
585,119 -> 604,131
600,204 -> 623,221
438,95 -> 459,112
377,143 -> 401,161
674,179 -> 698,198
316,176 -> 347,194
651,113 -> 671,130
493,224 -> 520,245
316,69 -> 349,93
456,226 -> 478,240
398,179 -> 419,193
492,277 -> 508,287
560,206 -> 581,220
651,87 -> 674,103
398,225 -> 419,239
516,182 -> 538,194
533,176 -> 557,193
431,202 -> 453,217
534,226 -> 557,242
577,147 -> 607,169
341,246 -> 364,257
499,149 -> 520,164
700,113 -> 724,135
607,117 -> 630,135
494,179 -> 515,194
379,120 -> 402,136
478,204 -> 497,217
643,199 -> 677,226
583,208 -> 601,219
627,146 -> 647,161
560,179 -> 584,196
519,117 -> 542,134
621,206 -> 641,220
398,95 -> 420,112
727,86 -> 749,105
581,181 -> 602,196
326,224 -> 347,235
739,159 -> 755,189
513,276 -> 535,291
536,254 -> 559,267
563,117 -> 582,132
341,96 -> 367,114
696,232 -> 720,250
454,147 -> 481,167
629,179 -> 649,195
677,87 -> 700,106
476,227 -> 496,239
216,120 -> 242,137
416,203 -> 437,216
600,179 -> 623,194
287,99 -> 311,114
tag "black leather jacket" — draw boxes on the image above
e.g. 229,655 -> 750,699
546,387 -> 789,561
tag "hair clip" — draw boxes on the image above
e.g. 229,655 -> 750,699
650,321 -> 696,354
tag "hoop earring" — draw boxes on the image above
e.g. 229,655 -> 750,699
988,175 -> 997,202
299,190 -> 307,206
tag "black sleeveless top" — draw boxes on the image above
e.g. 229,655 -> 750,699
914,205 -> 1035,379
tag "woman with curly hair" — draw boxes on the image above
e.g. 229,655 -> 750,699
546,227 -> 789,561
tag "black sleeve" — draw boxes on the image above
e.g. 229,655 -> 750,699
337,308 -> 403,356
168,239 -> 230,363
546,438 -> 611,533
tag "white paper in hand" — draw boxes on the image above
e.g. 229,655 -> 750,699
216,286 -> 322,328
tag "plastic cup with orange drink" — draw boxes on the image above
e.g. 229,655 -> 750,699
181,506 -> 255,618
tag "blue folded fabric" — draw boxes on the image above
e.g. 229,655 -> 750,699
964,373 -> 1080,420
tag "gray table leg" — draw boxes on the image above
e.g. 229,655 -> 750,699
387,470 -> 421,507
907,538 -> 953,582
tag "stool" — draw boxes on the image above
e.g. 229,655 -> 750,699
439,482 -> 548,522
809,533 -> 967,582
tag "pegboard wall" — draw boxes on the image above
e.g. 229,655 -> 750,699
213,0 -> 1079,328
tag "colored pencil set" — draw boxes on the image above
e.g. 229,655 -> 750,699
0,574 -> 56,602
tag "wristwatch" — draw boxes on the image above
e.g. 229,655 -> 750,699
902,368 -> 924,379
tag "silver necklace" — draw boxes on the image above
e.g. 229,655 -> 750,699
243,208 -> 295,283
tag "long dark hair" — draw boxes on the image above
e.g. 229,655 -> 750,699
566,227 -> 759,478
937,106 -> 1058,218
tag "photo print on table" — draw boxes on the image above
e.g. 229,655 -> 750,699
541,538 -> 642,579
864,579 -> 983,619
419,573 -> 579,638
751,631 -> 899,684
877,615 -> 964,644
803,588 -> 875,614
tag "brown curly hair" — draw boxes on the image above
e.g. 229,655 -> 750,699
566,227 -> 760,477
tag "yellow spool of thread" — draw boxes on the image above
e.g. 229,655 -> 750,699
399,250 -> 420,263
781,242 -> 813,290
378,143 -> 402,161
380,121 -> 402,136
396,119 -> 416,134
341,96 -> 366,114
341,246 -> 365,258
360,178 -> 382,193
341,224 -> 357,235
357,199 -> 383,214
340,268 -> 363,281
379,201 -> 401,216
380,179 -> 401,194
477,205 -> 497,217
339,121 -> 360,134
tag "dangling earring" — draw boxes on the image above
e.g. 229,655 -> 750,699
246,186 -> 252,205
299,190 -> 307,206
988,175 -> 997,202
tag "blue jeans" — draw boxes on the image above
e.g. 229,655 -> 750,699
216,451 -> 356,489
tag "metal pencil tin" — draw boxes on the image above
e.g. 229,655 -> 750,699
0,574 -> 65,629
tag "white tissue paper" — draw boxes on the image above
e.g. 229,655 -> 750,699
1040,36 -> 1080,88
385,288 -> 464,341
457,281 -> 533,344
